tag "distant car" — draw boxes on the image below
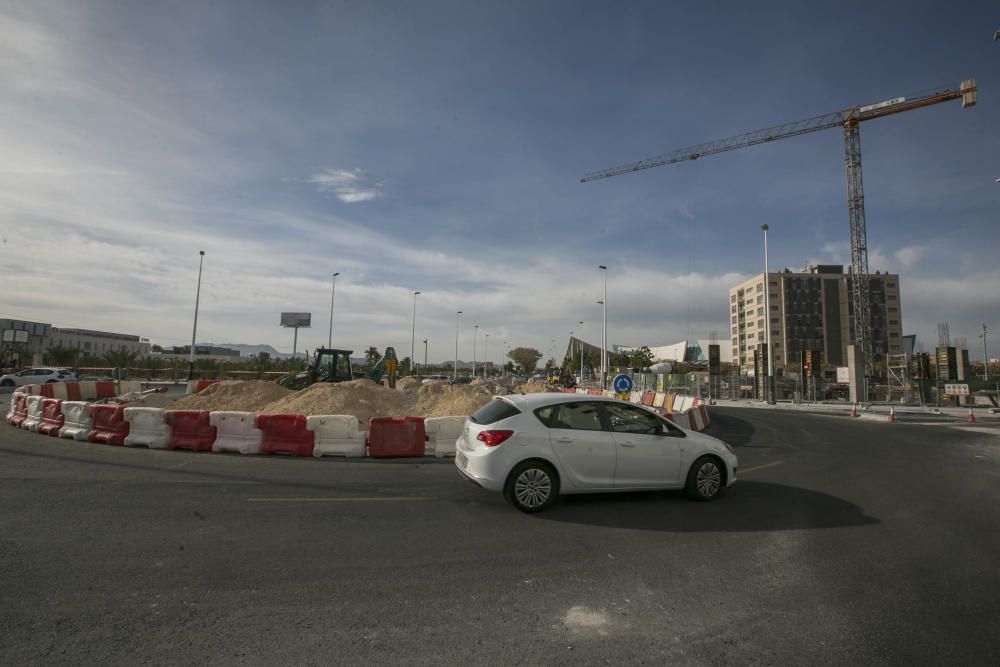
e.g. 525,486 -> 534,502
455,393 -> 737,513
0,367 -> 78,387
450,376 -> 471,384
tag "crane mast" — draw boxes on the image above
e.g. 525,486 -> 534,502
582,79 -> 976,397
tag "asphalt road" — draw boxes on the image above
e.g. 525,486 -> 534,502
2,409 -> 998,666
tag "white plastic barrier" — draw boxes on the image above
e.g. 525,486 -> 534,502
603,390 -> 615,398
58,401 -> 93,441
306,415 -> 366,458
424,416 -> 467,458
575,388 -> 588,395
653,392 -> 666,408
629,391 -> 642,404
210,411 -> 263,454
674,396 -> 693,413
123,407 -> 171,449
5,393 -> 17,421
21,395 -> 44,431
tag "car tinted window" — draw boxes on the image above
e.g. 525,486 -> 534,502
605,403 -> 662,435
469,399 -> 521,425
533,405 -> 555,427
551,402 -> 604,431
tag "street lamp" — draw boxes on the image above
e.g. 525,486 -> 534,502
761,225 -> 775,404
454,311 -> 462,381
473,325 -> 479,379
484,333 -> 489,379
503,340 -> 508,378
980,323 -> 989,381
188,250 -> 205,380
328,272 -> 340,348
599,265 -> 607,389
423,338 -> 428,375
410,291 -> 420,376
578,321 -> 584,383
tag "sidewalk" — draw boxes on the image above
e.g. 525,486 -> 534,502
712,398 -> 1000,425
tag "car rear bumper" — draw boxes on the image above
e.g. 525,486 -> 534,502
454,450 -> 506,492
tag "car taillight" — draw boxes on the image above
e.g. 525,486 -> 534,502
477,430 -> 514,447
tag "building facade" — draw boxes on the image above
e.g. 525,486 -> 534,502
728,265 -> 903,377
48,327 -> 151,357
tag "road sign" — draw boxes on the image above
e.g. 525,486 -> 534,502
944,383 -> 970,396
612,374 -> 633,393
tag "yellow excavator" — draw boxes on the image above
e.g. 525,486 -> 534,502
276,347 -> 399,390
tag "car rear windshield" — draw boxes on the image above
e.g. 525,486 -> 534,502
469,399 -> 521,425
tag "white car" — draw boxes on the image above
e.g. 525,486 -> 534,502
456,393 -> 737,512
0,367 -> 78,388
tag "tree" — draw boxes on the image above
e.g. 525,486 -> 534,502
104,349 -> 140,369
46,345 -> 78,367
400,356 -> 412,374
365,346 -> 380,366
507,347 -> 543,377
616,346 -> 654,371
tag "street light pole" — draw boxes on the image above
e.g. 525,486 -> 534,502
454,311 -> 462,381
578,321 -> 584,383
423,338 -> 428,376
410,291 -> 420,376
484,333 -> 489,379
503,340 -> 507,378
761,225 -> 775,404
472,325 -> 479,380
188,250 -> 205,381
328,272 -> 340,348
599,265 -> 607,389
981,323 -> 989,381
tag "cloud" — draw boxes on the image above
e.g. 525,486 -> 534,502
307,168 -> 383,203
894,245 -> 924,270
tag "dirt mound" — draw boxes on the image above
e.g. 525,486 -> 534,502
260,382 -> 416,426
396,377 -> 422,390
512,382 -> 559,394
169,381 -> 293,412
415,383 -> 494,417
470,378 -> 486,386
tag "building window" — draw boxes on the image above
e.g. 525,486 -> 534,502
889,320 -> 898,325
887,282 -> 896,288
888,307 -> 898,313
770,318 -> 779,323
757,307 -> 764,316
770,293 -> 778,300
770,305 -> 778,311
732,326 -> 738,334
772,330 -> 779,336
84,342 -> 91,350
888,295 -> 897,300
756,284 -> 763,293
756,296 -> 763,304
758,319 -> 765,327
731,294 -> 737,303
748,333 -> 755,339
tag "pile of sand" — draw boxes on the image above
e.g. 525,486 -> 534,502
260,379 -> 414,425
511,382 -> 559,394
170,381 -> 293,413
414,382 -> 494,417
396,377 -> 422,390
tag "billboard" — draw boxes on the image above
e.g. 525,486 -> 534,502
836,366 -> 850,384
944,383 -> 969,396
280,312 -> 311,328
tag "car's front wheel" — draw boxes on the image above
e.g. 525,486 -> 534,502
0,379 -> 14,387
685,456 -> 725,501
504,461 -> 558,513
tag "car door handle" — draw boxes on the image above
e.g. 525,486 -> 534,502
619,441 -> 636,447
555,437 -> 573,443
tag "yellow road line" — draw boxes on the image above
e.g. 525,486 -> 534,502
739,460 -> 784,474
247,496 -> 438,503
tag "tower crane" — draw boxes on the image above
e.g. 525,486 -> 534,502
581,79 -> 977,385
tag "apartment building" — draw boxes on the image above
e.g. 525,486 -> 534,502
728,265 -> 903,377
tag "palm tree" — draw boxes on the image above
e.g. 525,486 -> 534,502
365,346 -> 380,366
104,349 -> 140,370
47,345 -> 78,367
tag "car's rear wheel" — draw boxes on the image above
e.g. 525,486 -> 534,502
504,461 -> 558,513
0,379 -> 14,387
685,456 -> 725,501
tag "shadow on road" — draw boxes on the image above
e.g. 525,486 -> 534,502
703,410 -> 756,447
535,481 -> 878,532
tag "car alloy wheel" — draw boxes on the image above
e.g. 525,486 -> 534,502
515,468 -> 551,509
505,461 -> 558,513
686,455 -> 725,501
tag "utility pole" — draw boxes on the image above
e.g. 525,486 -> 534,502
328,272 -> 339,348
188,250 -> 205,381
980,323 -> 989,381
599,265 -> 608,390
454,311 -> 462,382
422,338 -> 427,377
761,225 -> 775,404
410,291 -> 420,376
484,333 -> 489,379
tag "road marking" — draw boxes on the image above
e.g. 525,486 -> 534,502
247,496 -> 438,503
739,460 -> 784,474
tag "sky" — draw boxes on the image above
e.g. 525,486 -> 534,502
1,0 -> 998,364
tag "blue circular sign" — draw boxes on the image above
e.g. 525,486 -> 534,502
612,374 -> 633,393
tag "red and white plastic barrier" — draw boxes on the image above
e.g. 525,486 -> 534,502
687,404 -> 710,431
58,401 -> 93,440
21,395 -> 44,432
164,410 -> 217,451
423,416 -> 467,458
255,414 -> 315,457
210,411 -> 263,455
368,417 -> 426,458
124,407 -> 171,449
306,415 -> 365,458
87,404 -> 130,445
37,399 -> 65,436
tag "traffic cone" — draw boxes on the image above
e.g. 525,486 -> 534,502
887,407 -> 895,423
968,408 -> 975,423
850,402 -> 858,418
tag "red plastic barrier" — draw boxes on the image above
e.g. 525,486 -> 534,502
164,410 -> 217,451
87,404 -> 130,445
587,388 -> 602,396
65,383 -> 82,401
562,388 -> 575,394
95,381 -> 116,398
39,384 -> 55,398
255,414 -> 315,456
368,417 -> 426,458
642,391 -> 655,407
37,398 -> 65,436
9,394 -> 28,427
